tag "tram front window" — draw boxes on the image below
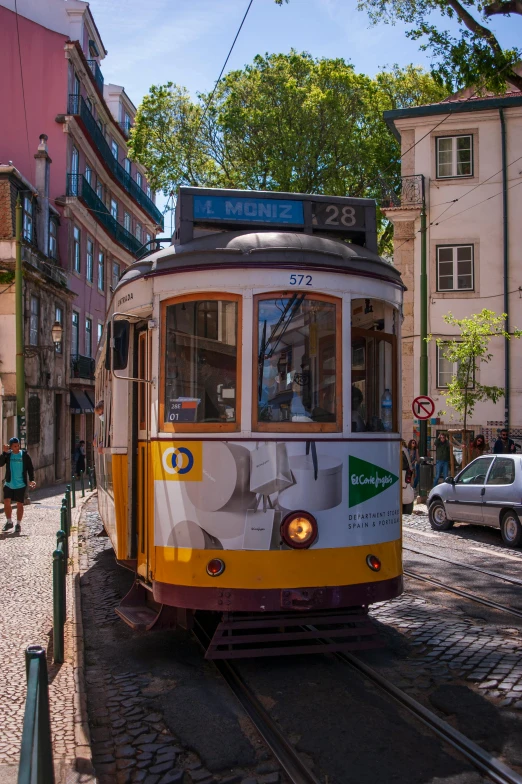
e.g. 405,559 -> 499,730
163,298 -> 238,425
256,295 -> 339,428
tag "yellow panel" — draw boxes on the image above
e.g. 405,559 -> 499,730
112,454 -> 129,561
153,539 -> 402,589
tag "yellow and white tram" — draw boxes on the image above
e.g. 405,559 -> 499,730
95,187 -> 405,657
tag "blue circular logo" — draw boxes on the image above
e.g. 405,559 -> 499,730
171,447 -> 194,475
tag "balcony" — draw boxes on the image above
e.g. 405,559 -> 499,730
66,173 -> 142,256
380,175 -> 425,210
21,245 -> 68,288
118,120 -> 133,138
67,95 -> 164,229
71,354 -> 95,380
86,59 -> 104,95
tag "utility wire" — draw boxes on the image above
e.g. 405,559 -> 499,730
14,0 -> 32,179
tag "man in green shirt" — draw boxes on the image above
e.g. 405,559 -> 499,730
433,432 -> 451,488
1,438 -> 36,534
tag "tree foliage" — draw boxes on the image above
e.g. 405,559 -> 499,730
432,310 -> 522,433
275,0 -> 522,93
129,53 -> 445,252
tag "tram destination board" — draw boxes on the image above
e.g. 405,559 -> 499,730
167,398 -> 199,423
176,186 -> 378,252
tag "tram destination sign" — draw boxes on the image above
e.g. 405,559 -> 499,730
193,195 -> 304,225
312,201 -> 365,231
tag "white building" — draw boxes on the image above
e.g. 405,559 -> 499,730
383,80 -> 522,449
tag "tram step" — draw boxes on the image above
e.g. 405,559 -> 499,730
115,581 -> 178,631
205,608 -> 383,659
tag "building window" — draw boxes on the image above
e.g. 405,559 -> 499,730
145,232 -> 151,246
55,305 -> 64,354
72,311 -> 79,355
146,185 -> 152,199
135,224 -> 141,242
71,146 -> 79,175
49,219 -> 57,258
29,295 -> 39,346
111,140 -> 119,160
124,212 -> 131,232
27,396 -> 40,445
85,317 -> 92,358
23,196 -> 33,242
112,261 -> 120,291
110,199 -> 118,220
97,322 -> 103,345
123,111 -> 131,133
437,245 -> 474,291
86,238 -> 94,282
98,250 -> 105,291
96,181 -> 103,201
73,226 -> 81,273
85,165 -> 92,185
436,135 -> 473,178
136,171 -> 142,188
86,97 -> 92,114
124,158 -> 131,174
437,343 -> 474,389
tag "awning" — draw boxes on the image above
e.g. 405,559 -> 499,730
85,390 -> 95,409
70,391 -> 94,414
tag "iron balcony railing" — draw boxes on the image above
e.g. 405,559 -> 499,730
380,174 -> 425,210
22,245 -> 68,288
86,59 -> 104,94
67,94 -> 164,229
67,173 -> 142,256
118,120 -> 133,137
70,353 -> 95,380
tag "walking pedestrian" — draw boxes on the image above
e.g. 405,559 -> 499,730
470,434 -> 487,461
74,440 -> 86,476
433,432 -> 450,487
493,429 -> 516,454
407,438 -> 420,490
0,437 -> 36,534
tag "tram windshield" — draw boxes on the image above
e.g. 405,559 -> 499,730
163,298 -> 238,425
256,295 -> 338,428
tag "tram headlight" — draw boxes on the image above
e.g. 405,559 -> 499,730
366,554 -> 381,572
280,512 -> 318,549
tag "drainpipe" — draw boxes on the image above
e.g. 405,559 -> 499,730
419,176 -> 428,458
15,194 -> 27,446
500,109 -> 509,430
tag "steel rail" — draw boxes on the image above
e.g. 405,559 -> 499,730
192,619 -> 321,784
404,570 -> 522,619
404,546 -> 522,587
331,649 -> 522,784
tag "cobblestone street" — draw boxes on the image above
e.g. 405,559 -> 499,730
0,484 -> 91,784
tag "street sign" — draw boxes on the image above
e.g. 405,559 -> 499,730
412,396 -> 435,420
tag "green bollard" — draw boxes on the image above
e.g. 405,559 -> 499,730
80,470 -> 85,498
66,485 -> 71,528
60,501 -> 68,562
20,646 -> 55,783
57,529 -> 67,571
71,474 -> 76,508
53,550 -> 65,664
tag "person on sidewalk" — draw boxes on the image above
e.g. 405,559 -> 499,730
74,440 -> 86,476
433,432 -> 450,487
493,429 -> 516,454
0,437 -> 36,533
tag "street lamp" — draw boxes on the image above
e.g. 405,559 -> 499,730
52,320 -> 63,348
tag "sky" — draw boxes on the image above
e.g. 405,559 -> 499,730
86,0 -> 519,221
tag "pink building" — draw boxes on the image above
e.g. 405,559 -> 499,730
0,0 -> 163,467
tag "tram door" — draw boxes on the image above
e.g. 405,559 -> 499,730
136,329 -> 152,580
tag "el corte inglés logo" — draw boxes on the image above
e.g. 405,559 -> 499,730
153,442 -> 202,481
348,455 -> 398,508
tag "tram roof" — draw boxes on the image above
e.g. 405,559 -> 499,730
117,230 -> 404,290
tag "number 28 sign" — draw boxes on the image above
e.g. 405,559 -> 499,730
312,202 -> 365,230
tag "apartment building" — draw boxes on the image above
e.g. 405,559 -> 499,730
382,78 -> 522,448
0,0 -> 163,466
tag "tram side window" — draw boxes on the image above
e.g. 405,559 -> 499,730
256,295 -> 339,428
351,298 -> 397,432
163,298 -> 238,426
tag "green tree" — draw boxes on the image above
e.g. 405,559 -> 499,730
275,0 -> 522,93
433,310 -> 521,463
129,53 -> 445,252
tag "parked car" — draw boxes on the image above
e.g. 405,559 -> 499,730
427,454 -> 522,547
402,446 -> 415,514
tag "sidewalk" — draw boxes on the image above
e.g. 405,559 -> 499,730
0,482 -> 95,783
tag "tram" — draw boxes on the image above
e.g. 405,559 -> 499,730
94,187 -> 405,658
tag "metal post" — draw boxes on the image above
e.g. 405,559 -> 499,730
60,502 -> 68,562
57,529 -> 67,575
19,645 -> 55,784
66,485 -> 71,527
71,474 -> 76,508
80,470 -> 85,497
15,194 -> 26,447
419,180 -> 428,461
53,549 -> 64,663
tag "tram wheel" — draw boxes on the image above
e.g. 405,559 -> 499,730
501,510 -> 522,547
428,499 -> 454,531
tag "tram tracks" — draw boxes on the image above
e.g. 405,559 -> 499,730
194,611 -> 522,784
